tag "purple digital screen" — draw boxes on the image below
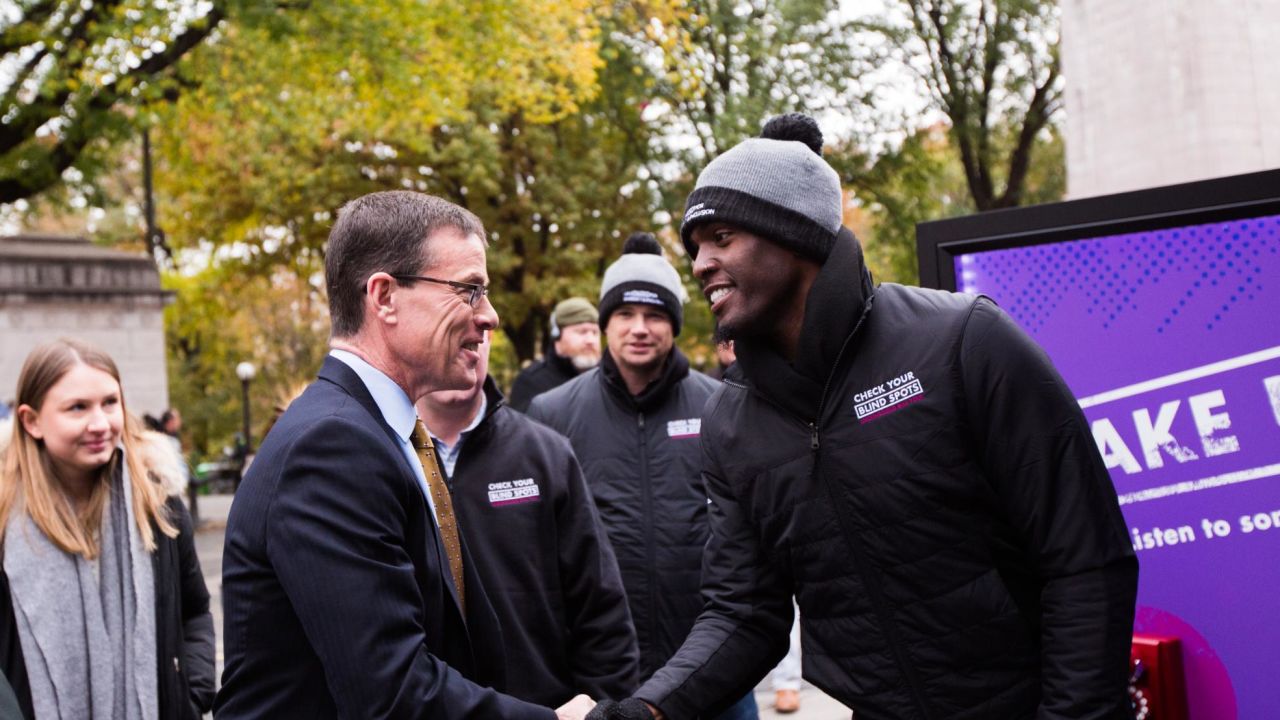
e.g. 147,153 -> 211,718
956,214 -> 1280,720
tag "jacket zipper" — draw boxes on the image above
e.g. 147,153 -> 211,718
807,295 -> 934,720
809,293 -> 873,450
637,411 -> 659,669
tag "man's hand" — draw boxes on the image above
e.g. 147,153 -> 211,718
556,694 -> 597,720
583,698 -> 661,720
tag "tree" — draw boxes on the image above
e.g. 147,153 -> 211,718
0,0 -> 246,204
831,119 -> 1064,285
625,0 -> 872,218
869,0 -> 1063,210
148,0 -> 656,454
633,0 -> 868,157
164,266 -> 329,461
153,0 -> 669,365
830,124 -> 970,284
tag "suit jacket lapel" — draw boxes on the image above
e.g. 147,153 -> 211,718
317,356 -> 405,450
315,355 -> 472,626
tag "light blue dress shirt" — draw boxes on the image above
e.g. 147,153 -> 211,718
428,393 -> 487,477
329,349 -> 437,520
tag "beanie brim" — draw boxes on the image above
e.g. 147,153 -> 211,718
681,185 -> 838,262
598,281 -> 683,336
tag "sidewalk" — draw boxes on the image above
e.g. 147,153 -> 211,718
191,493 -> 233,676
194,493 -> 852,719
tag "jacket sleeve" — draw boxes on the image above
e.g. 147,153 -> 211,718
959,298 -> 1138,720
171,498 -> 217,714
0,572 -> 35,720
634,438 -> 793,720
556,448 -> 640,699
266,420 -> 556,720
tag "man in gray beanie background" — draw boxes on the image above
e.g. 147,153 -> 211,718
587,115 -> 1137,720
529,233 -> 758,720
509,297 -> 602,412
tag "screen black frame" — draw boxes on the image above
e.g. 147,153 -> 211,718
916,168 -> 1280,291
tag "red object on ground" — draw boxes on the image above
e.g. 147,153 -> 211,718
1131,634 -> 1189,720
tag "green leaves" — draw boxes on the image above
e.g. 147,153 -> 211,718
99,0 -> 1063,459
0,0 -> 244,203
148,0 -> 653,457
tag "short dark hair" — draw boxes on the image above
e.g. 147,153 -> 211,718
325,191 -> 486,337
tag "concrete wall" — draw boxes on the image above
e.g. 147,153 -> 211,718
1062,0 -> 1280,198
0,299 -> 170,416
0,236 -> 171,416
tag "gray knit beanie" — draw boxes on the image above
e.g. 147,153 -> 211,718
681,113 -> 843,262
598,232 -> 687,335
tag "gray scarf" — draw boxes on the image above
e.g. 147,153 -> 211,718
3,457 -> 158,720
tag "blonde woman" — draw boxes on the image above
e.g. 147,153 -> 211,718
0,339 -> 214,720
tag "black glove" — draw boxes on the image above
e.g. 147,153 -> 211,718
584,698 -> 656,720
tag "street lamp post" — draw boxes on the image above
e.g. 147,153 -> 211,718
235,361 -> 256,491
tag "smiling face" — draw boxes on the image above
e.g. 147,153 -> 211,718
388,228 -> 499,398
421,331 -> 491,412
604,303 -> 674,376
690,222 -> 817,344
18,363 -> 124,486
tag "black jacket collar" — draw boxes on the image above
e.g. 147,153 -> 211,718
733,227 -> 875,422
547,348 -> 580,378
469,376 -> 507,437
599,346 -> 691,414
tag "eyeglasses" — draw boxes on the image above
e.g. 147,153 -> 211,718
391,274 -> 489,308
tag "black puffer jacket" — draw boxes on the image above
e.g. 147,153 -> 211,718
529,349 -> 720,679
638,229 -> 1138,720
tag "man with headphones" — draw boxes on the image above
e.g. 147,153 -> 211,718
509,298 -> 602,412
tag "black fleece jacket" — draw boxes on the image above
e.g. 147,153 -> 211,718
637,228 -> 1138,720
444,378 -> 639,705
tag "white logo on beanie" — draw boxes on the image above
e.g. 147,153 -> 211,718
684,202 -> 716,222
621,289 -> 663,305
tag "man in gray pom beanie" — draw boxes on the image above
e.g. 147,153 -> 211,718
589,115 -> 1136,720
530,233 -> 758,720
597,233 -> 688,337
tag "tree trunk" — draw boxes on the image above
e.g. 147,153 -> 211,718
505,310 -> 543,364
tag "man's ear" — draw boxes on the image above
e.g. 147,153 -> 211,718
366,272 -> 399,325
17,404 -> 42,440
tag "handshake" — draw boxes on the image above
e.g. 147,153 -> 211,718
556,696 -> 661,720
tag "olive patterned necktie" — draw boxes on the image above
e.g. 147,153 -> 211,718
410,419 -> 465,611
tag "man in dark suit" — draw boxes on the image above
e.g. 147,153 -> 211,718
215,191 -> 595,720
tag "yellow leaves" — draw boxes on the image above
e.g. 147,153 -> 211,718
151,0 -> 629,239
469,0 -> 606,122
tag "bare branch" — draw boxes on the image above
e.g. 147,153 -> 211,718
997,49 -> 1059,208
